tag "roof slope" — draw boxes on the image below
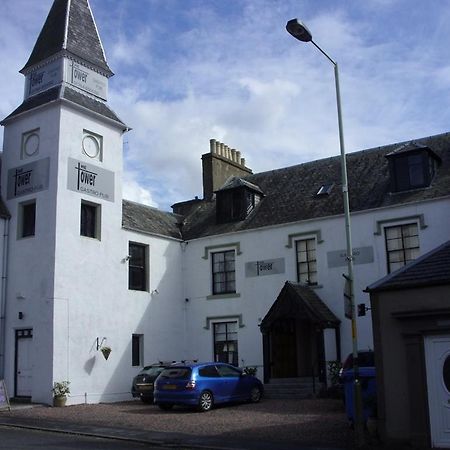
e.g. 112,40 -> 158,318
21,0 -> 112,75
1,86 -> 125,127
181,133 -> 450,240
122,200 -> 182,240
367,240 -> 450,292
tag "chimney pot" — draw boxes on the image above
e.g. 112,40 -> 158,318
236,151 -> 241,164
219,142 -> 225,157
241,157 -> 246,167
231,149 -> 236,162
210,139 -> 216,154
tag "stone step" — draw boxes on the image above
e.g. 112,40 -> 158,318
263,378 -> 324,399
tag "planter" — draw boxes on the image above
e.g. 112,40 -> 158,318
53,395 -> 67,407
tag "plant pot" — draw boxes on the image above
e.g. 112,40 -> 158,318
101,347 -> 111,360
53,395 -> 67,407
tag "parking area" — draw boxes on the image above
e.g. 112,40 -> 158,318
3,398 -> 354,449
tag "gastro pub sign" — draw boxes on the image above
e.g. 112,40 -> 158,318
67,158 -> 114,202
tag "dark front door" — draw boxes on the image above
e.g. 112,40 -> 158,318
270,319 -> 297,378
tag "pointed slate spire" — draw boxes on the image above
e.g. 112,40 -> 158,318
21,0 -> 113,76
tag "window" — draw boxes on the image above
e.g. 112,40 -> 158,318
213,322 -> 238,366
388,149 -> 439,193
18,200 -> 36,238
296,238 -> 317,285
80,200 -> 100,239
132,334 -> 143,366
129,242 -> 148,291
212,250 -> 235,294
385,223 -> 419,273
198,365 -> 220,378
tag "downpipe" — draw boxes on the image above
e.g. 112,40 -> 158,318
0,217 -> 10,379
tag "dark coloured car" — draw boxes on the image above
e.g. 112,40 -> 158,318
154,362 -> 263,412
339,350 -> 375,380
131,363 -> 169,403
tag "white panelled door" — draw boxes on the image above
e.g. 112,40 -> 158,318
425,335 -> 450,448
16,330 -> 33,397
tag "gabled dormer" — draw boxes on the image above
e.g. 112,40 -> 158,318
385,142 -> 442,193
216,177 -> 264,223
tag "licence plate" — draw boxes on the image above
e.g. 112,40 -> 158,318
137,385 -> 152,391
162,384 -> 177,390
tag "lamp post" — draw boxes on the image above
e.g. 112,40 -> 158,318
286,18 -> 365,446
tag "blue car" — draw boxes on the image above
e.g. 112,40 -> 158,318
154,362 -> 263,412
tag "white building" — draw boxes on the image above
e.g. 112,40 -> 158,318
0,0 -> 449,405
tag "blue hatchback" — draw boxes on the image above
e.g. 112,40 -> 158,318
154,362 -> 263,412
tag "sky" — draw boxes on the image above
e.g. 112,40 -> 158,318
1,0 -> 450,211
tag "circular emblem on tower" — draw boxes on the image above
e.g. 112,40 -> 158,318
82,135 -> 100,159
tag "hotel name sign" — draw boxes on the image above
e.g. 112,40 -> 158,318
7,158 -> 50,199
67,158 -> 114,202
25,59 -> 107,100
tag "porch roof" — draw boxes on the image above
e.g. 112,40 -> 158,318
260,281 -> 340,332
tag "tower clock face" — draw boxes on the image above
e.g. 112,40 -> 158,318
24,133 -> 39,156
82,135 -> 100,158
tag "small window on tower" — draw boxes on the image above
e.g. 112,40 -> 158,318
21,129 -> 40,159
80,200 -> 101,239
18,200 -> 36,239
82,130 -> 103,162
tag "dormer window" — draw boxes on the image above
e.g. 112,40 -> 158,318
386,143 -> 441,193
216,177 -> 263,224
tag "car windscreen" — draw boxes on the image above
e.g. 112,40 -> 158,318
159,367 -> 192,379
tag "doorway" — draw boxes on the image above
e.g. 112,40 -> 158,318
425,334 -> 450,448
15,329 -> 33,398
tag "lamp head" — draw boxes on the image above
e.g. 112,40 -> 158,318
286,18 -> 312,42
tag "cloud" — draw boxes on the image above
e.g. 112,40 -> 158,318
1,0 -> 450,211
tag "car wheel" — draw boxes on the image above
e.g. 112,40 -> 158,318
158,403 -> 173,411
249,387 -> 262,403
198,391 -> 214,412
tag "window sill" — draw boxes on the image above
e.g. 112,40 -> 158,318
207,293 -> 241,300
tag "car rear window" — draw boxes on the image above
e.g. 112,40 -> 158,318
159,367 -> 192,379
141,366 -> 165,376
343,351 -> 374,369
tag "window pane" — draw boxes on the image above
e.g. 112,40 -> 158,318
22,202 -> 36,237
212,250 -> 236,294
129,243 -> 147,291
385,223 -> 420,273
80,202 -> 97,238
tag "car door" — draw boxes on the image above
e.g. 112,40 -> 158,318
216,364 -> 244,401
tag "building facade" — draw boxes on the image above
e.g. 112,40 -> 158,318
0,0 -> 449,406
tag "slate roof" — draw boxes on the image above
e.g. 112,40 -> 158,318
260,281 -> 340,331
122,200 -> 183,240
1,86 -> 125,127
366,240 -> 450,292
21,0 -> 112,75
180,132 -> 450,240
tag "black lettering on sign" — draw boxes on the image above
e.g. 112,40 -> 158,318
75,163 -> 97,190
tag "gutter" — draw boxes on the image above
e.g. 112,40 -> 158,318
0,217 -> 10,378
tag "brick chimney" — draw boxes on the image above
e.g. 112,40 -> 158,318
202,139 -> 252,200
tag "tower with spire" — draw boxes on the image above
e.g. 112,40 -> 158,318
0,0 -> 134,404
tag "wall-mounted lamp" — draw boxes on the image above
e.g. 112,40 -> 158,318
151,289 -> 159,295
96,337 -> 106,351
122,255 -> 132,263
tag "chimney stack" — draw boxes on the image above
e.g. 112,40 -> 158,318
202,139 -> 252,200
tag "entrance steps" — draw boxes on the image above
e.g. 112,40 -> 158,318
263,377 -> 324,399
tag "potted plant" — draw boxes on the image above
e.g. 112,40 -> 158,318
52,380 -> 70,407
100,345 -> 111,360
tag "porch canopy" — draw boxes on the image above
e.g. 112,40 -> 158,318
260,281 -> 340,332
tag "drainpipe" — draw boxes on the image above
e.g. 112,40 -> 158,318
0,217 -> 10,378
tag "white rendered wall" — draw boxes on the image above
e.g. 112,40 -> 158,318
182,197 -> 450,374
51,104 -> 185,405
1,105 -> 61,402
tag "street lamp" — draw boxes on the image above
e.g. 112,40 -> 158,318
286,18 -> 365,446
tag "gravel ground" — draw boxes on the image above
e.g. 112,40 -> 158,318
5,398 -> 356,448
